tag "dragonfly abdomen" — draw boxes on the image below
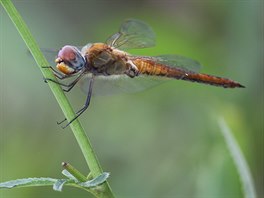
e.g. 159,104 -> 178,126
132,58 -> 244,88
132,58 -> 187,79
181,73 -> 245,88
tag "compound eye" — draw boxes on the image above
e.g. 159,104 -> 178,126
56,45 -> 85,72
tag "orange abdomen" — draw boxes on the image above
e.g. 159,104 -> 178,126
131,57 -> 244,88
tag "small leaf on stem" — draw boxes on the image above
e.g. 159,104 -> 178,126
53,179 -> 68,192
79,172 -> 110,188
0,178 -> 57,189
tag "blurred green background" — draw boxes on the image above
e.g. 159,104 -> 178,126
0,0 -> 263,197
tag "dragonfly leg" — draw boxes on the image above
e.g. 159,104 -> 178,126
44,78 -> 76,88
59,75 -> 95,129
44,72 -> 85,92
125,60 -> 139,78
62,73 -> 86,92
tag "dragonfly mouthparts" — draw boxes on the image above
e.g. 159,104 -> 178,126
55,57 -> 63,64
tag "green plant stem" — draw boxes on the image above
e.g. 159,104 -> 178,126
62,162 -> 87,182
0,0 -> 114,197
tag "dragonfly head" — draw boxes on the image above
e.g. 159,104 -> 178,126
55,45 -> 86,75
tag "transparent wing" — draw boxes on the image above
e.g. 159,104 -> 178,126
28,48 -> 58,66
140,54 -> 202,72
40,48 -> 58,66
106,19 -> 156,50
79,74 -> 167,96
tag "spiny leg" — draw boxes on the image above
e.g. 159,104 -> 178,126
59,75 -> 95,129
44,73 -> 84,92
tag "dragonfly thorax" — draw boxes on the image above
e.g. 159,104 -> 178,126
56,45 -> 86,75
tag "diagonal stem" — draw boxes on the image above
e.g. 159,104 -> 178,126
0,0 -> 114,197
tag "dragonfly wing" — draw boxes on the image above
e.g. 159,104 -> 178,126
79,74 -> 167,96
106,19 -> 156,50
40,48 -> 59,66
139,54 -> 202,73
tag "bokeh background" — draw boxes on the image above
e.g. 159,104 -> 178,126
0,0 -> 263,197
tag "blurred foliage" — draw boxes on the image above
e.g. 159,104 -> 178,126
0,0 -> 262,197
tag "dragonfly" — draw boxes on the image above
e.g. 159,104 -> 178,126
43,19 -> 244,128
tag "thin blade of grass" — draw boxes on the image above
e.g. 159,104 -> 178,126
218,117 -> 256,198
0,1 -> 114,197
